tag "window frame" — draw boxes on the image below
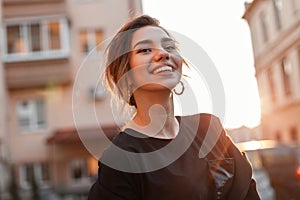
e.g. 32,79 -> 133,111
69,158 -> 89,183
16,99 -> 46,133
273,0 -> 283,30
291,0 -> 298,15
267,68 -> 276,104
19,162 -> 50,189
2,15 -> 70,62
281,57 -> 292,97
259,11 -> 269,43
79,28 -> 104,54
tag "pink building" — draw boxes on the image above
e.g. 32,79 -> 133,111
243,0 -> 300,142
1,0 -> 142,198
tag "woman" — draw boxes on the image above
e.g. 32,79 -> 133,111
88,15 -> 260,200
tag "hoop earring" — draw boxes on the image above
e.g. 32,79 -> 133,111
126,83 -> 137,107
173,81 -> 184,95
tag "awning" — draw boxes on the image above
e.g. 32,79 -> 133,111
46,125 -> 118,144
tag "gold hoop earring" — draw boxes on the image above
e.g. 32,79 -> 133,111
127,85 -> 136,107
173,81 -> 184,95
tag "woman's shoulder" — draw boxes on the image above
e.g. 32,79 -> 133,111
99,131 -> 140,173
179,113 -> 220,121
181,113 -> 226,158
109,131 -> 139,152
178,113 -> 223,129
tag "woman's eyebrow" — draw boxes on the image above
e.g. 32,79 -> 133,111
133,40 -> 152,49
161,37 -> 175,43
132,37 -> 175,49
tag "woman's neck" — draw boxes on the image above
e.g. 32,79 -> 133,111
127,91 -> 179,139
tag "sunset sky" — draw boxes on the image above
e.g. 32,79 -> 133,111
142,0 -> 260,128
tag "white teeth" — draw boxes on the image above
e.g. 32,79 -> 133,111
153,66 -> 173,74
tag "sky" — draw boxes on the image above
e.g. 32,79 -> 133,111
142,0 -> 260,128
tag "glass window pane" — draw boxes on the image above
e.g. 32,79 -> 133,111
29,24 -> 41,52
79,30 -> 88,53
19,118 -> 30,128
259,12 -> 269,42
25,164 -> 34,183
88,156 -> 98,176
70,159 -> 88,181
95,30 -> 104,51
281,58 -> 292,96
17,101 -> 31,129
17,100 -> 45,131
273,0 -> 282,30
36,100 -> 45,126
48,21 -> 61,50
40,163 -> 50,181
6,25 -> 24,54
268,69 -> 276,103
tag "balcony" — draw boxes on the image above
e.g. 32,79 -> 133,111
3,16 -> 70,62
3,0 -> 64,4
3,0 -> 66,19
5,58 -> 72,89
2,15 -> 71,89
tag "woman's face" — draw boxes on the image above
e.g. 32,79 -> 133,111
128,26 -> 183,93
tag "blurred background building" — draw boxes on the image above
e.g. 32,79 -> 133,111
0,0 -> 142,199
226,125 -> 263,143
1,0 -> 300,198
0,0 -> 9,198
243,0 -> 300,143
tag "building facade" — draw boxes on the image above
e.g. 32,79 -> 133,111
1,0 -> 142,198
0,0 -> 10,197
243,0 -> 300,142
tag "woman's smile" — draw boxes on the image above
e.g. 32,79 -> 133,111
153,65 -> 173,74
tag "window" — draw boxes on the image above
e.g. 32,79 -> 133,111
281,58 -> 292,96
19,162 -> 50,189
290,127 -> 298,141
3,17 -> 69,62
261,148 -> 296,167
244,151 -> 263,170
259,12 -> 269,42
87,156 -> 98,177
298,47 -> 300,82
16,99 -> 45,132
275,131 -> 282,141
267,68 -> 276,103
6,25 -> 23,54
48,21 -> 61,50
79,29 -> 104,54
273,0 -> 282,30
29,24 -> 41,52
79,30 -> 88,53
24,164 -> 34,186
291,0 -> 298,14
69,159 -> 89,182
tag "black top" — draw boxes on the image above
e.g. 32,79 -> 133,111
88,114 -> 260,200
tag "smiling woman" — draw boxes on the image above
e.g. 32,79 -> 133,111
88,15 -> 260,200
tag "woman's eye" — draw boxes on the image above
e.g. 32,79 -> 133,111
136,48 -> 152,53
165,46 -> 176,51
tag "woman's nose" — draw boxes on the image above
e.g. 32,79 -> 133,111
154,48 -> 169,61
